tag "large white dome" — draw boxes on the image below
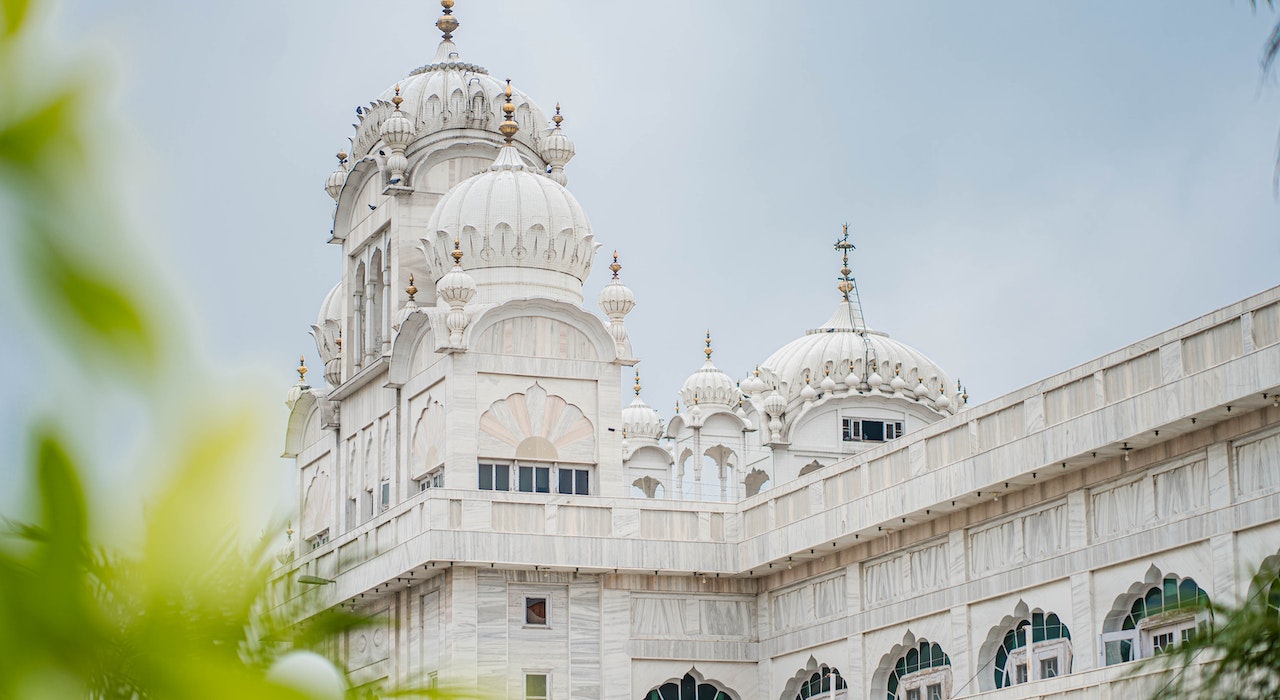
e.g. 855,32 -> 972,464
752,300 -> 960,415
420,143 -> 596,305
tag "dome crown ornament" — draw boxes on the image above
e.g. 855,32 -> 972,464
324,150 -> 349,202
436,0 -> 458,40
285,356 -> 311,409
540,102 -> 576,185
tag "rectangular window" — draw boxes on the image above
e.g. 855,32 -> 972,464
1040,656 -> 1059,679
525,596 -> 548,625
906,689 -> 920,700
362,490 -> 374,521
525,673 -> 548,700
558,468 -> 590,495
418,469 -> 444,492
926,685 -> 942,700
478,464 -> 510,491
1152,631 -> 1175,654
843,418 -> 906,442
1015,663 -> 1028,684
380,481 -> 391,510
518,465 -> 550,493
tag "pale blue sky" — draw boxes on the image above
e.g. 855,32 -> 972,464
2,1 -> 1277,515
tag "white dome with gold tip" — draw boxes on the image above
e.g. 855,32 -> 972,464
420,81 -> 596,305
679,332 -> 740,408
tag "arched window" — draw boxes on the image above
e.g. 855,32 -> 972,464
994,612 -> 1071,688
795,665 -> 846,700
1102,575 -> 1210,665
887,640 -> 951,700
643,673 -> 732,700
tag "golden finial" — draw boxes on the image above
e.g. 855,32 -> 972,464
451,236 -> 464,265
406,274 -> 418,302
754,366 -> 760,377
609,251 -> 621,279
336,150 -> 348,165
437,0 -> 458,40
335,334 -> 343,351
553,102 -> 564,129
297,355 -> 308,382
704,330 -> 713,359
634,369 -> 642,396
834,222 -> 857,302
499,79 -> 518,143
675,400 -> 680,414
392,84 -> 403,108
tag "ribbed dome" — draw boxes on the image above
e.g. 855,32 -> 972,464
622,396 -> 664,442
421,144 -> 596,305
755,300 -> 959,415
680,360 -> 739,409
349,39 -> 550,160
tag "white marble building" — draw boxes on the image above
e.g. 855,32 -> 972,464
278,4 -> 1280,699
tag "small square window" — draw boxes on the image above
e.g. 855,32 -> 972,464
1039,657 -> 1059,679
525,673 -> 548,700
525,596 -> 547,625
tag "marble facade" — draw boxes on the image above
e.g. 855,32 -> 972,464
279,4 -> 1280,699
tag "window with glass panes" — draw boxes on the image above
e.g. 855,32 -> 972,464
478,462 -> 591,495
795,665 -> 847,700
1102,576 -> 1210,665
643,673 -> 732,700
994,612 -> 1072,688
887,641 -> 951,700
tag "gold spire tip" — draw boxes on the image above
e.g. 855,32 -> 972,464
297,355 -> 308,381
553,102 -> 564,128
704,330 -> 712,359
499,79 -> 518,143
451,236 -> 463,265
392,84 -> 403,108
634,369 -> 641,396
437,0 -> 458,40
406,273 -> 418,302
336,150 -> 348,163
609,250 -> 621,279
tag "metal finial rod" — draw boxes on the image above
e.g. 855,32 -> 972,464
634,369 -> 641,396
297,355 -> 308,381
704,330 -> 712,359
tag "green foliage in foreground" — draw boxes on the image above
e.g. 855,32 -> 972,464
1145,562 -> 1280,699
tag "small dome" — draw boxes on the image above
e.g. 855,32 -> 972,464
679,333 -> 738,408
622,396 -> 664,442
599,252 -> 635,317
755,299 -> 958,415
316,281 -> 342,328
422,141 -> 596,305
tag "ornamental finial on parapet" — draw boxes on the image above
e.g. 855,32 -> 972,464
437,0 -> 459,40
452,236 -> 464,266
704,330 -> 713,359
297,355 -> 308,382
610,251 -> 621,279
634,369 -> 642,396
553,102 -> 564,129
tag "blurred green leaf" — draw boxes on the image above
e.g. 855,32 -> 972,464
1,0 -> 29,37
0,90 -> 80,176
21,219 -> 158,368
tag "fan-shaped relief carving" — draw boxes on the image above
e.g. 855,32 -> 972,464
478,383 -> 595,463
411,402 -> 446,480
